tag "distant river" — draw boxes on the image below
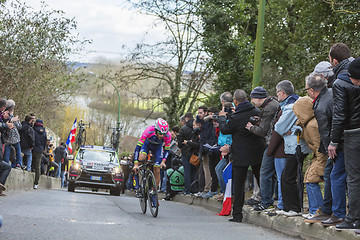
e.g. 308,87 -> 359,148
72,95 -> 155,138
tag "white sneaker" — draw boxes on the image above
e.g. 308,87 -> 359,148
276,210 -> 286,215
302,213 -> 314,219
283,210 -> 301,217
33,185 -> 38,190
194,192 -> 203,197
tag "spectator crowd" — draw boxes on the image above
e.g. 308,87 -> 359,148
155,43 -> 360,234
1,42 -> 360,236
0,103 -> 69,195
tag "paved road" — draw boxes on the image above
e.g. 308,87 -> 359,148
0,189 -> 297,240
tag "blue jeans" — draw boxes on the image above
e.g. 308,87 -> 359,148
331,151 -> 347,218
322,157 -> 333,215
61,171 -> 68,188
274,157 -> 286,210
182,153 -> 197,193
215,157 -> 227,193
260,147 -> 275,207
306,183 -> 323,214
161,171 -> 167,192
56,162 -> 61,178
22,148 -> 32,171
4,142 -> 22,167
0,160 -> 11,185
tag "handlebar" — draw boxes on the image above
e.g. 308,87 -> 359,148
78,120 -> 90,128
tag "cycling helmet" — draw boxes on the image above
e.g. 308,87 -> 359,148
154,118 -> 169,134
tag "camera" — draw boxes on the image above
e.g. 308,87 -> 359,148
204,114 -> 219,122
224,107 -> 232,115
249,116 -> 260,125
223,102 -> 233,115
212,114 -> 219,121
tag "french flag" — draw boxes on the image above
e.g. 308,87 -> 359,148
66,118 -> 77,153
217,162 -> 232,216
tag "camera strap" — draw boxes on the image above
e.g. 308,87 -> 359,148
261,97 -> 273,109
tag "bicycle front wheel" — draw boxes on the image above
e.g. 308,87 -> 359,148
139,176 -> 147,214
146,170 -> 159,217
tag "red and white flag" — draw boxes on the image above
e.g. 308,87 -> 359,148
66,118 -> 77,153
217,162 -> 232,216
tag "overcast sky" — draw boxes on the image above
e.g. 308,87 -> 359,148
22,0 -> 165,63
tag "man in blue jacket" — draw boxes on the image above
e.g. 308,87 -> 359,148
274,80 -> 311,216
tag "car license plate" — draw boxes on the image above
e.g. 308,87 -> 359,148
91,176 -> 102,181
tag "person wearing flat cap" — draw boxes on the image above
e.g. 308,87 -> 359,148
313,61 -> 335,88
245,86 -> 280,211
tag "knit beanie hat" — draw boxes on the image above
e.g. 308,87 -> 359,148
348,57 -> 360,80
250,87 -> 268,99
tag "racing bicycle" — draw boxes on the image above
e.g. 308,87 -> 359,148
108,123 -> 121,151
137,158 -> 159,217
75,120 -> 90,149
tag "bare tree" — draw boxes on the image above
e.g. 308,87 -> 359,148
111,0 -> 212,126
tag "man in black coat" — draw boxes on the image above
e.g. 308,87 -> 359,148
330,56 -> 360,230
54,142 -> 67,178
218,89 -> 265,222
19,115 -> 35,171
32,119 -> 47,189
177,112 -> 196,194
197,106 -> 218,196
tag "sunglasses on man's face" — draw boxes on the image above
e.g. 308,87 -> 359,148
156,130 -> 165,136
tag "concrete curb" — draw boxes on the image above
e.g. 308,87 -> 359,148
170,194 -> 360,240
4,168 -> 61,191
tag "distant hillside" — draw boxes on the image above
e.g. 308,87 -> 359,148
120,135 -> 138,153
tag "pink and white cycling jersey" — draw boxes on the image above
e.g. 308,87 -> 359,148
134,125 -> 171,162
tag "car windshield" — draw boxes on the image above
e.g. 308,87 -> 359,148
77,150 -> 118,163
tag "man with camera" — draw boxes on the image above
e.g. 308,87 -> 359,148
245,87 -> 279,211
196,106 -> 218,198
218,89 -> 265,222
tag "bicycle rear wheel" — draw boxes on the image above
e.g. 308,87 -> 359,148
146,170 -> 159,217
82,130 -> 87,145
139,176 -> 147,214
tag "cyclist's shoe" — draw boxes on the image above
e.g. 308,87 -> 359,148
149,190 -> 158,207
132,174 -> 139,190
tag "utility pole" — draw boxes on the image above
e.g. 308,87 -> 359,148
252,0 -> 266,89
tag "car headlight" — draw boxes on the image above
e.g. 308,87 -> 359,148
112,167 -> 121,174
74,163 -> 81,170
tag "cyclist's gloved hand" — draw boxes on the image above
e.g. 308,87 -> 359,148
132,165 -> 139,174
160,160 -> 167,169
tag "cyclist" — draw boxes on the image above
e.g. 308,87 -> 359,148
132,118 -> 171,190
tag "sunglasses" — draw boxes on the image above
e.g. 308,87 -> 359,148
156,130 -> 165,135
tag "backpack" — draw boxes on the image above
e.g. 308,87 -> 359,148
166,166 -> 185,192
